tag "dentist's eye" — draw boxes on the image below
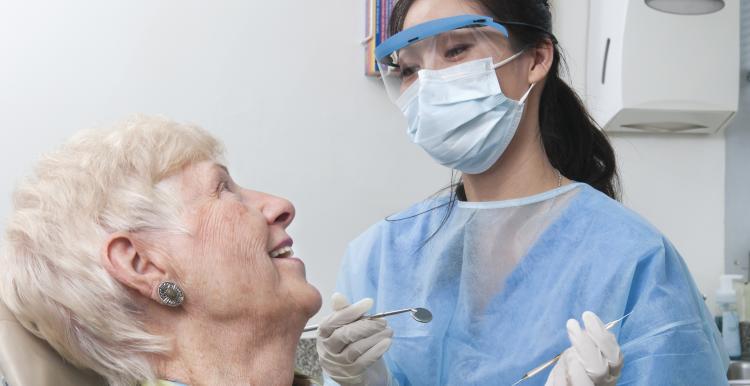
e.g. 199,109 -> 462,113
445,44 -> 471,59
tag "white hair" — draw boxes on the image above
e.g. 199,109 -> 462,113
0,116 -> 224,386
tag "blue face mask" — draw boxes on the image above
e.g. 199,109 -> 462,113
395,53 -> 534,174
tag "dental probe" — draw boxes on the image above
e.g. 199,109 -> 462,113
511,311 -> 633,386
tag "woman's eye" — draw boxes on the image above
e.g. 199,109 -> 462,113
217,181 -> 231,194
445,44 -> 470,59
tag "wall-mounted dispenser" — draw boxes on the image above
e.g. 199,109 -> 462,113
645,0 -> 725,15
586,0 -> 739,134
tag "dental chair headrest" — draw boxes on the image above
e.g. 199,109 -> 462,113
0,300 -> 105,386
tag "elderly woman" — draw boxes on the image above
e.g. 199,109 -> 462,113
0,117 -> 321,385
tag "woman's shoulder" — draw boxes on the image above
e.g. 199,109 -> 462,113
575,184 -> 662,236
566,184 -> 673,261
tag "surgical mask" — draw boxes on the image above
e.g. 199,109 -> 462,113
395,53 -> 534,174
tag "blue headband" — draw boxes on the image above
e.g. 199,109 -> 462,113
375,14 -> 509,61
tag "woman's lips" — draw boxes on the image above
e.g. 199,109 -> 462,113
269,238 -> 293,258
271,238 -> 293,251
270,245 -> 294,258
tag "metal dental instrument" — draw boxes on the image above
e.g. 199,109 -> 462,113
511,312 -> 633,386
303,307 -> 433,333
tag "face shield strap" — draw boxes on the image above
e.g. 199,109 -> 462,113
495,20 -> 559,45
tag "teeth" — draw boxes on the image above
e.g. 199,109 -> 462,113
270,246 -> 293,258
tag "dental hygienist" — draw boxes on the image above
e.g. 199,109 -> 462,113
315,0 -> 729,385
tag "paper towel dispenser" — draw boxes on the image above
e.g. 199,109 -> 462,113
645,0 -> 725,15
586,0 -> 739,134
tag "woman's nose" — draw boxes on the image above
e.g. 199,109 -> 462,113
253,191 -> 295,228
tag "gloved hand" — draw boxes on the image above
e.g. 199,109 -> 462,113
545,311 -> 623,386
317,293 -> 394,386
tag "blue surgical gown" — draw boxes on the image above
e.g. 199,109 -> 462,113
334,183 -> 728,385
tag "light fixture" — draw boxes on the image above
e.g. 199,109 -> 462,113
645,0 -> 725,15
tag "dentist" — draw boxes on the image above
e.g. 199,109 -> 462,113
316,1 -> 729,385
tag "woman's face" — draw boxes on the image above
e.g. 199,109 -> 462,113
400,0 -> 533,101
159,160 -> 321,325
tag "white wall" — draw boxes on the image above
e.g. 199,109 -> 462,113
552,0 -> 727,311
0,0 -> 447,327
0,0 -> 731,328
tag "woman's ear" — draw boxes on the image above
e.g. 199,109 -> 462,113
101,232 -> 167,302
527,38 -> 555,84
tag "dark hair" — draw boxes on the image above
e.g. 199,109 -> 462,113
388,0 -> 620,200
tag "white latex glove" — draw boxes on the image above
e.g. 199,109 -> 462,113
545,311 -> 624,386
317,293 -> 394,386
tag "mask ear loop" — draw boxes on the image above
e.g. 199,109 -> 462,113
492,50 -> 525,69
491,50 -> 535,103
519,83 -> 536,104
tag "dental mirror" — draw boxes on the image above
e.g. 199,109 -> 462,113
410,307 -> 433,323
303,306 -> 433,332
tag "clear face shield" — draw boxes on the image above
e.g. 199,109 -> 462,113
375,15 -> 519,104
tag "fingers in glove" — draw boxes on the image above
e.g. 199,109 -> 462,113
319,337 -> 393,378
545,350 -> 569,386
582,311 -> 623,371
331,327 -> 394,364
565,350 -> 595,386
566,318 -> 608,380
323,318 -> 388,354
353,336 -> 392,369
319,297 -> 374,338
331,292 -> 351,311
326,373 -> 366,385
318,355 -> 361,381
